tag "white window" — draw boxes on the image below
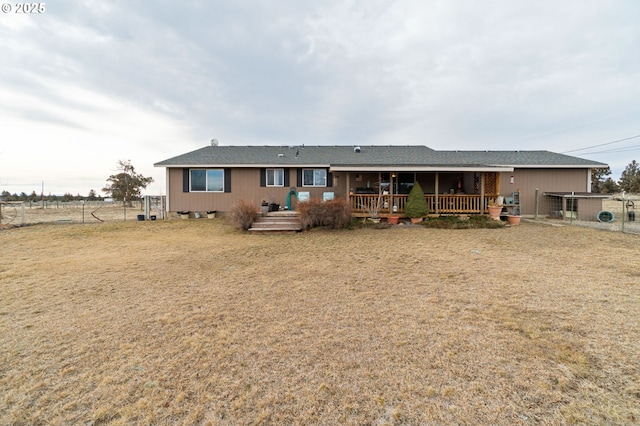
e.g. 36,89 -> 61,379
190,169 -> 224,192
266,169 -> 284,187
303,169 -> 327,187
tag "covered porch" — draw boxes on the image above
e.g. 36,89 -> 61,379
336,169 -> 510,217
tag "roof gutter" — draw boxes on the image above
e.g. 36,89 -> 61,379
154,164 -> 603,170
496,164 -> 608,169
330,166 -> 515,172
154,163 -> 331,168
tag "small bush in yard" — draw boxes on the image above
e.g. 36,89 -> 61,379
468,214 -> 504,228
230,199 -> 259,230
298,198 -> 351,229
297,198 -> 321,229
405,182 -> 429,218
422,215 -> 504,229
358,220 -> 392,229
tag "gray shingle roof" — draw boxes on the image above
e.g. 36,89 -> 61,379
154,145 -> 607,168
433,150 -> 607,167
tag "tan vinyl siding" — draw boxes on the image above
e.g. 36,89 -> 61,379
167,168 -> 346,213
499,168 -> 590,215
575,198 -> 603,221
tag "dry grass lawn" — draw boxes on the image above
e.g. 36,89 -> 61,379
1,219 -> 639,425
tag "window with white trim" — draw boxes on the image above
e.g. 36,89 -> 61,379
303,169 -> 327,187
190,169 -> 224,192
266,169 -> 284,187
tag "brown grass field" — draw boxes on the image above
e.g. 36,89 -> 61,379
1,218 -> 639,425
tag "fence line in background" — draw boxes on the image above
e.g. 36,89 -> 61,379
22,200 -> 143,209
1,200 -> 146,225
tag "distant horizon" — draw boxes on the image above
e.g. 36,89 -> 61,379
2,144 -> 632,196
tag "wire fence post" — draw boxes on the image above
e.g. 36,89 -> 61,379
621,195 -> 626,233
570,192 -> 574,225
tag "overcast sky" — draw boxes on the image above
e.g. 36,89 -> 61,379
1,1 -> 639,196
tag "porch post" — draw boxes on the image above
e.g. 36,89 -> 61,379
387,172 -> 393,215
434,173 -> 439,214
346,173 -> 351,205
480,173 -> 486,213
390,172 -> 394,197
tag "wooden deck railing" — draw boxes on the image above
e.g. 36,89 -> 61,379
432,194 -> 484,214
350,194 -> 494,216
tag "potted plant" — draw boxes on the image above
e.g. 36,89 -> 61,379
386,204 -> 400,224
487,198 -> 504,221
178,211 -> 189,220
405,182 -> 429,223
506,214 -> 521,225
206,210 -> 217,219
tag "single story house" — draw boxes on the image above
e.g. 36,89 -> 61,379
154,145 -> 607,219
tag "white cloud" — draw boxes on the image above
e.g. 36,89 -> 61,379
2,0 -> 640,195
0,75 -> 197,195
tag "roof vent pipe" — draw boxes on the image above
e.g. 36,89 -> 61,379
354,146 -> 361,153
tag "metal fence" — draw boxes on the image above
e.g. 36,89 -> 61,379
0,200 -> 145,225
533,195 -> 640,235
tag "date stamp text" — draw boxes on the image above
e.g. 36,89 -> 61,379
2,3 -> 46,13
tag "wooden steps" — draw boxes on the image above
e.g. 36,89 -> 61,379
249,211 -> 302,233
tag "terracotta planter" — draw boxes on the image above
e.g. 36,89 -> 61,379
387,215 -> 400,225
487,205 -> 503,221
506,215 -> 521,225
410,217 -> 423,224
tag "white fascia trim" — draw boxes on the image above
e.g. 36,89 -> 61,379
508,164 -> 605,169
155,163 -> 604,169
330,166 -> 514,172
543,192 -> 611,199
157,164 -> 330,168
